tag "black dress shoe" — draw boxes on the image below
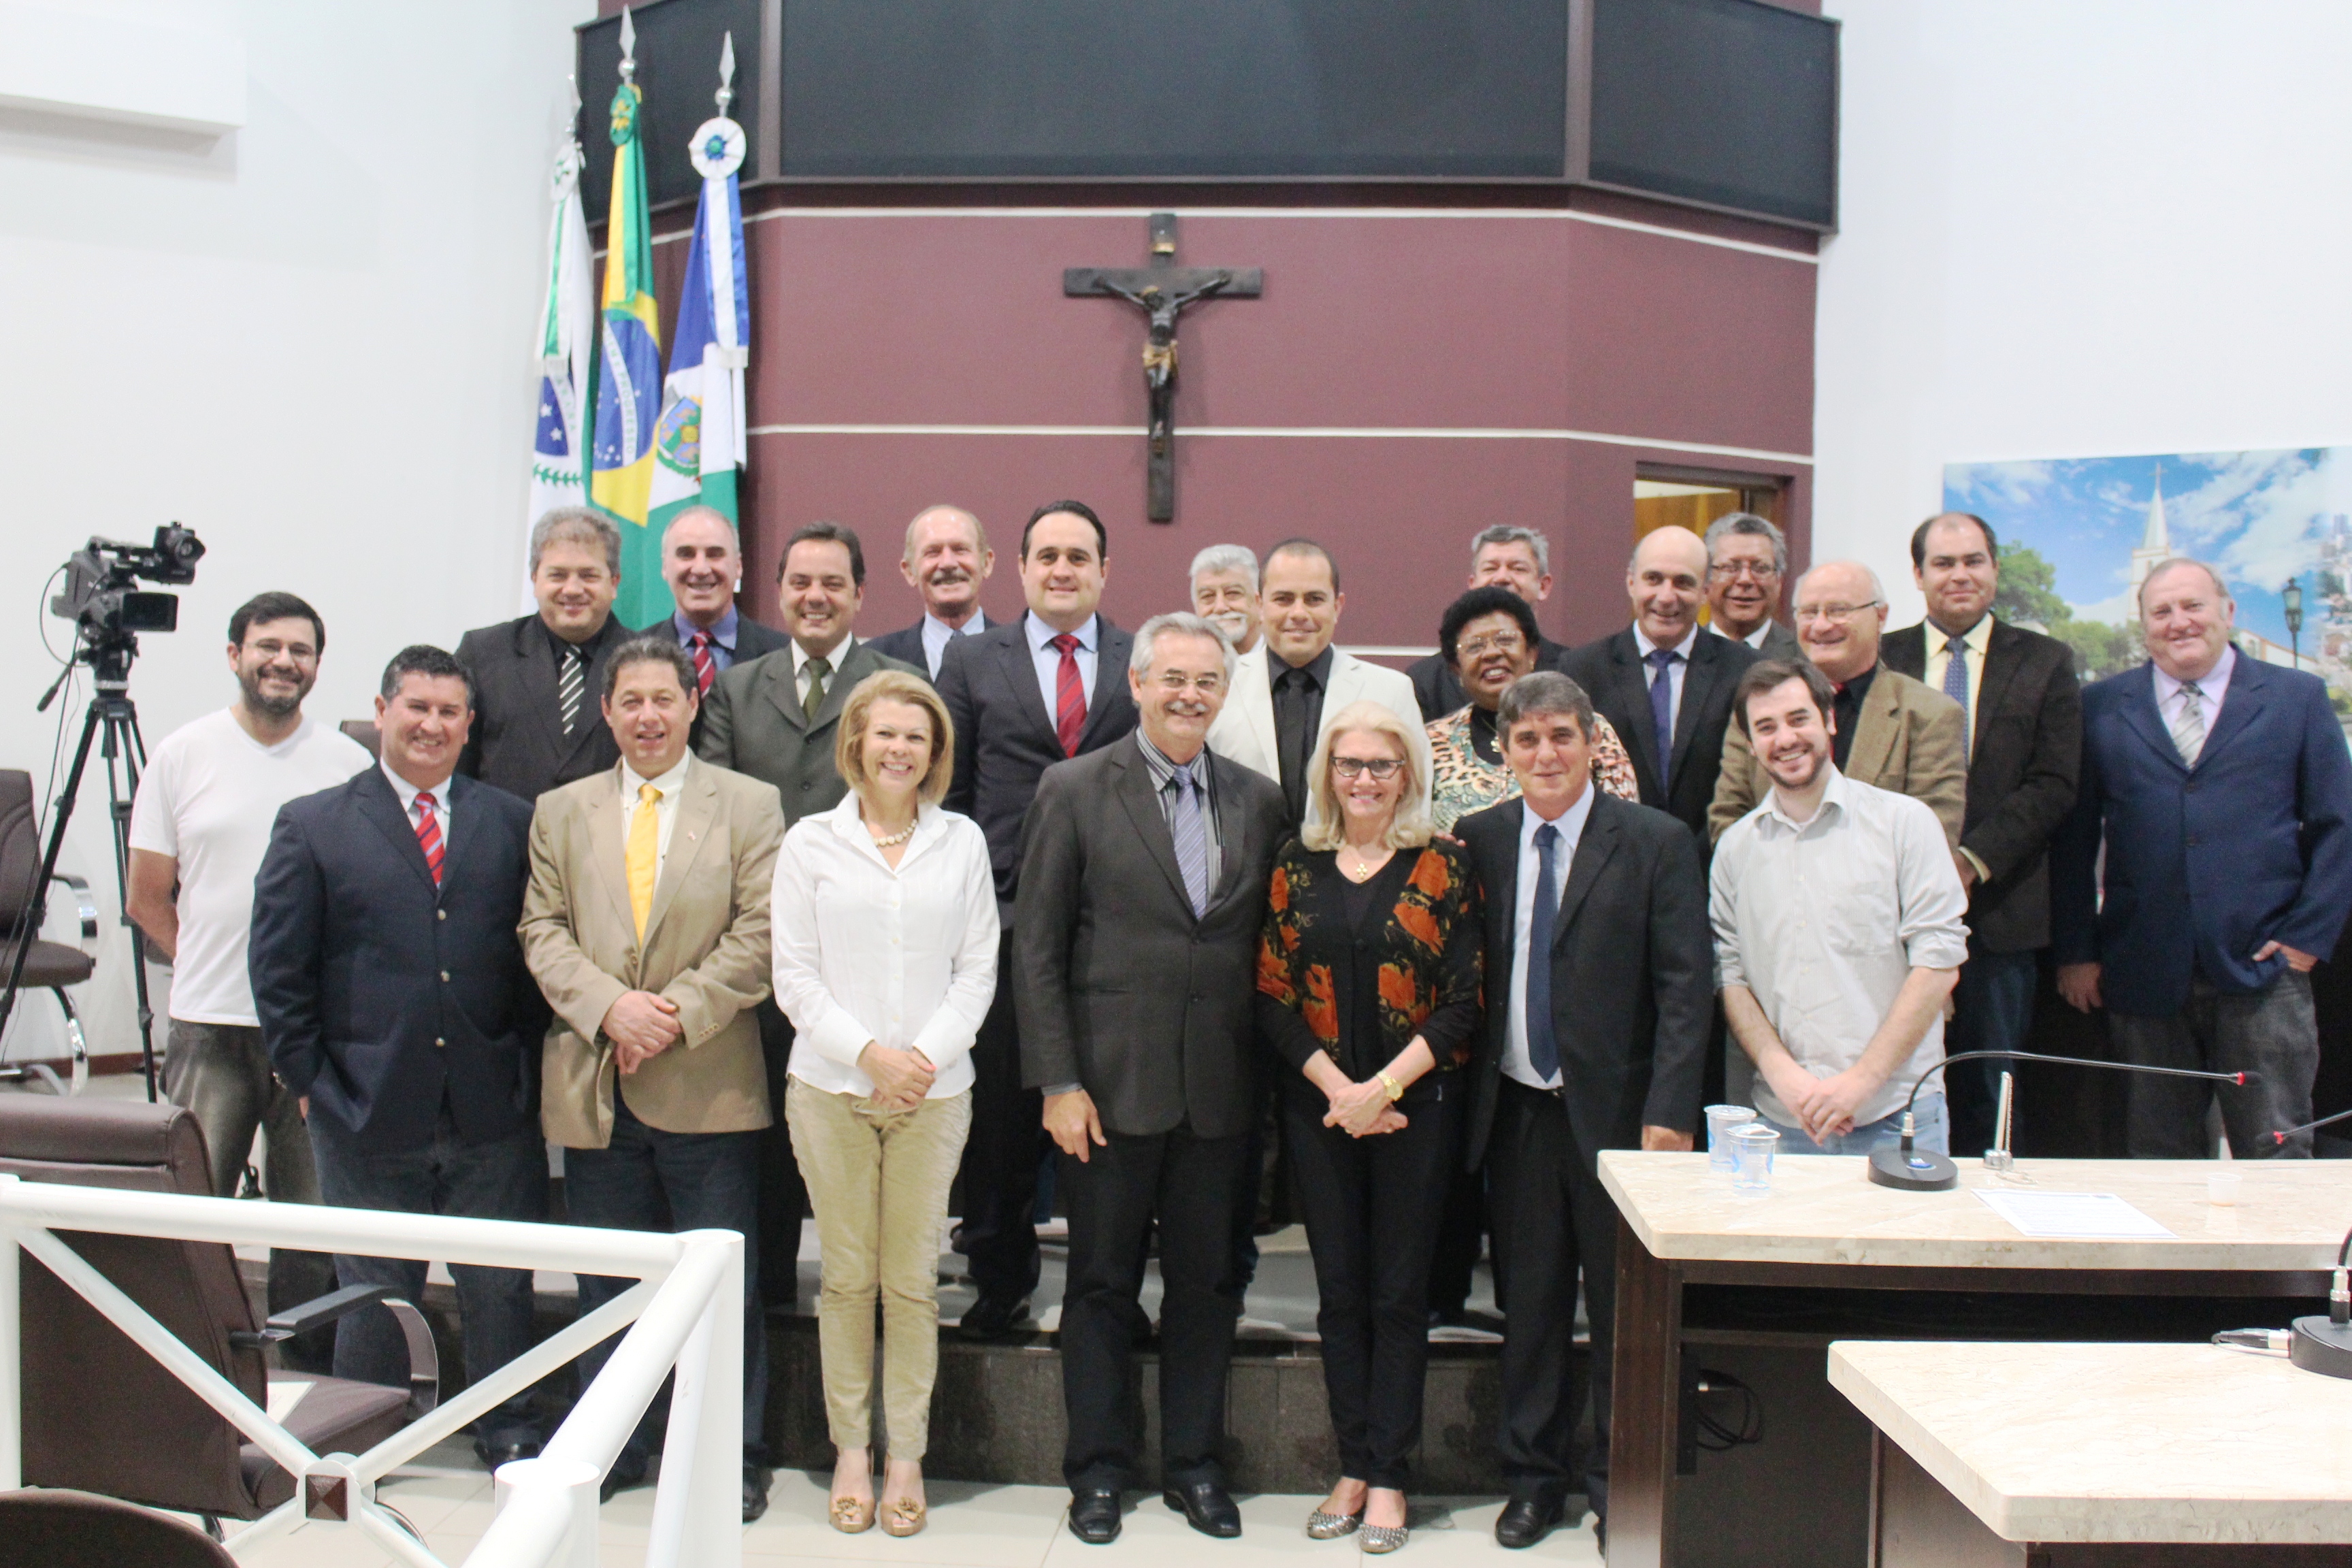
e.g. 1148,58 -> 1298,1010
742,1464 -> 774,1523
1494,1494 -> 1566,1549
1594,1514 -> 1607,1556
960,1292 -> 1030,1340
472,1438 -> 540,1471
599,1455 -> 650,1505
1068,1487 -> 1124,1544
1164,1480 -> 1243,1538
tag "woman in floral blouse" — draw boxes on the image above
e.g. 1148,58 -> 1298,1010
1256,701 -> 1482,1554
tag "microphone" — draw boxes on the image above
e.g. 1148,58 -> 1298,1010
2289,1227 -> 2352,1379
2264,1104 -> 2352,1149
1864,1049 -> 2260,1192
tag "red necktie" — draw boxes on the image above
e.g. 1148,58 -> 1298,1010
689,630 -> 715,695
1051,633 -> 1085,757
415,790 -> 444,887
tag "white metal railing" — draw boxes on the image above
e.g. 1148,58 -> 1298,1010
0,1173 -> 742,1568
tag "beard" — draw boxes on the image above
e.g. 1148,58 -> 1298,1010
1765,743 -> 1827,792
239,664 -> 312,719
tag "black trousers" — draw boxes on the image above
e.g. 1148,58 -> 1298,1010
957,942 -> 1048,1301
2109,970 -> 2318,1158
1286,1077 -> 1464,1489
757,1000 -> 810,1311
1058,1122 -> 1250,1490
1488,1079 -> 1618,1517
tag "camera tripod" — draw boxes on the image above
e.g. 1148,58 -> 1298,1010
0,644 -> 161,1100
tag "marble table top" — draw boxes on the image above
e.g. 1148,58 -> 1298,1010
1597,1151 -> 2351,1271
1829,1339 -> 2352,1543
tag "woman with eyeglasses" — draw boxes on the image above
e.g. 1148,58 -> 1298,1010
1426,587 -> 1638,833
1255,701 -> 1482,1553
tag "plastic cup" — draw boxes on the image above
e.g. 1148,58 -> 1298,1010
1705,1105 -> 1759,1174
1731,1123 -> 1780,1196
2208,1169 -> 2242,1207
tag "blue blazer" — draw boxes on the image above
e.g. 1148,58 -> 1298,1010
2051,653 -> 2352,1014
250,768 -> 546,1151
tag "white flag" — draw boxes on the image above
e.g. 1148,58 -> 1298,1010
523,133 -> 595,610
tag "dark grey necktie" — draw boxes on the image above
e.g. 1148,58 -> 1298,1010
1169,762 -> 1210,917
1273,665 -> 1313,821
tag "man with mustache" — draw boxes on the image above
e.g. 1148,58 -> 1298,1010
127,591 -> 368,1369
636,506 -> 791,728
869,504 -> 1000,679
1711,660 -> 1970,1156
1409,526 -> 1575,722
1188,543 -> 1261,656
1703,512 -> 1801,660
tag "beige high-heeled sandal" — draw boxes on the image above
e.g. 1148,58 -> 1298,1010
882,1495 -> 928,1537
831,1494 -> 877,1533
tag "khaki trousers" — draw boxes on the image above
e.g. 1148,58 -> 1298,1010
785,1078 -> 973,1458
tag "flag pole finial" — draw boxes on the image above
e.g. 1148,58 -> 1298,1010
618,6 -> 637,84
717,31 -> 736,115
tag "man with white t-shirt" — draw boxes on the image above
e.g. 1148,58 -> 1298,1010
127,591 -> 371,1357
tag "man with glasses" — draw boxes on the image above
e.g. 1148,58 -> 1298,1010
1708,560 -> 1965,846
1703,512 -> 1800,660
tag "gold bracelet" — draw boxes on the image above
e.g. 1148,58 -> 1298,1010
1377,1071 -> 1404,1102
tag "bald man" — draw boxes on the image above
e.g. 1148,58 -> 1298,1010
868,504 -> 1000,679
1560,526 -> 1761,843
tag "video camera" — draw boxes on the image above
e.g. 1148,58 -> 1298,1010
49,525 -> 206,650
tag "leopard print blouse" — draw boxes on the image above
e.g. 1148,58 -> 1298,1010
1426,704 -> 1642,834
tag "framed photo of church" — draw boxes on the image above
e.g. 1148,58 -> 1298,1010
1942,448 -> 2352,725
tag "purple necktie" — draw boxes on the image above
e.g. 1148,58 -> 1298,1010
1646,647 -> 1678,787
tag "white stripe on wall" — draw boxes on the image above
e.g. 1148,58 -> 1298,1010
746,422 -> 1812,466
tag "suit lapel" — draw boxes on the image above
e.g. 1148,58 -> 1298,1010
514,619 -> 572,762
1970,624 -> 2023,753
551,620 -> 619,770
1113,745 -> 1194,913
1668,636 -> 1722,788
808,642 -> 864,732
583,768 -> 632,941
1609,634 -> 1667,799
1846,672 -> 1899,783
2113,665 -> 2187,774
1236,643 -> 1280,769
1000,626 -> 1062,751
354,768 -> 438,894
1553,798 -> 1621,945
1205,758 -> 1253,911
2195,656 -> 2266,767
643,764 -> 720,943
1078,621 -> 1134,751
760,651 -> 811,735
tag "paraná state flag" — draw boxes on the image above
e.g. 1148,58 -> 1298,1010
647,109 -> 751,544
522,133 -> 593,610
588,66 -> 666,627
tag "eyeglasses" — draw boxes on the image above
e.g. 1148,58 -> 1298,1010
1795,600 -> 1882,623
1456,633 -> 1527,659
1330,757 -> 1404,780
1152,672 -> 1226,694
1710,560 -> 1779,581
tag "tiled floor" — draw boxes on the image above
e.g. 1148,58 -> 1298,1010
216,1441 -> 1605,1567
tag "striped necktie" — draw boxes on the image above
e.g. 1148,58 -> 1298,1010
557,645 -> 586,738
1050,634 -> 1085,757
1169,761 -> 1211,916
2171,680 -> 2206,766
1942,632 -> 1971,761
414,790 -> 444,887
689,630 -> 716,695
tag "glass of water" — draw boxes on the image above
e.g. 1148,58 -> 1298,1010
1705,1105 -> 1758,1173
1730,1123 -> 1780,1196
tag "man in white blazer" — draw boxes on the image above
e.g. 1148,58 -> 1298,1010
1206,538 -> 1433,828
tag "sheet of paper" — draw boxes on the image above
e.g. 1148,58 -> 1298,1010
1975,1190 -> 2175,1239
266,1379 -> 314,1422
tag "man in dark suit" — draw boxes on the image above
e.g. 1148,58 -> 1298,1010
1409,525 -> 1574,721
636,504 -> 791,698
866,504 -> 999,679
1703,511 -> 1801,660
938,500 -> 1139,1337
457,506 -> 632,801
1884,512 -> 2081,1154
698,519 -> 915,1316
1015,612 -> 1290,1544
1456,671 -> 1711,1554
1561,525 -> 1759,845
2055,557 -> 2352,1158
250,644 -> 550,1471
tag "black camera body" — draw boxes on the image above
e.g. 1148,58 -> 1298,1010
50,525 -> 206,652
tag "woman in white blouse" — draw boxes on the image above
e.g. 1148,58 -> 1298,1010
771,669 -> 997,1538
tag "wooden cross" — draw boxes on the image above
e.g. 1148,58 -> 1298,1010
1065,212 -> 1263,522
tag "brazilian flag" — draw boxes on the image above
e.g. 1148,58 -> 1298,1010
589,70 -> 668,628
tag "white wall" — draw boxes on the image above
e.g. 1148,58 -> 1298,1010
1813,0 -> 2352,621
0,1 -> 591,1065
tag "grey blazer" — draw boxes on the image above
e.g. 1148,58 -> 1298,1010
1013,739 -> 1290,1141
694,639 -> 921,830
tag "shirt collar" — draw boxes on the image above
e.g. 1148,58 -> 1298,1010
1633,623 -> 1701,662
1519,781 -> 1596,853
675,604 -> 740,651
380,761 -> 453,813
621,751 -> 693,799
1931,613 -> 1993,657
926,608 -> 983,638
2153,643 -> 2234,705
791,632 -> 853,678
1271,643 -> 1336,688
1764,763 -> 1848,834
1136,728 -> 1211,787
1026,611 -> 1097,655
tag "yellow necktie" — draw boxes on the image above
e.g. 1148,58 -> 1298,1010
626,781 -> 661,938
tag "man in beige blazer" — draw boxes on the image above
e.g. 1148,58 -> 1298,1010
1205,538 -> 1433,827
519,634 -> 785,1520
1708,559 -> 1967,847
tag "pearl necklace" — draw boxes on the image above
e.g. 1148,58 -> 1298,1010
868,819 -> 918,848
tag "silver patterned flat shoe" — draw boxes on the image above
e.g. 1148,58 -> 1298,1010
1305,1507 -> 1362,1540
1362,1523 -> 1410,1554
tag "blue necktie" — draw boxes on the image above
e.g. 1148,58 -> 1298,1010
1169,762 -> 1211,917
1646,647 -> 1679,788
1526,822 -> 1561,1083
1942,633 -> 1971,762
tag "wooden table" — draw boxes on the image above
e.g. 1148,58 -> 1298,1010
1597,1152 -> 2349,1568
1831,1339 -> 2352,1564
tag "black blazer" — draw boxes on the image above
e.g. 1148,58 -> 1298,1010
635,608 -> 792,749
1456,791 -> 1712,1169
866,610 -> 994,681
1558,627 -> 1758,842
1408,637 -> 1572,723
250,769 -> 546,1152
939,617 -> 1139,913
454,613 -> 630,801
1883,619 -> 2081,952
1013,741 -> 1291,1140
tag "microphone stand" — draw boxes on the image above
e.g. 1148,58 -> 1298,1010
1865,1049 -> 2259,1192
2289,1228 -> 2352,1379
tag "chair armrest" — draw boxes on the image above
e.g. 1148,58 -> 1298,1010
46,871 -> 97,949
233,1284 -> 440,1416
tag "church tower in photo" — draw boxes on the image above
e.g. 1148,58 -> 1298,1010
2128,461 -> 2174,602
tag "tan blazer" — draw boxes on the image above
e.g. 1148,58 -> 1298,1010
519,757 -> 785,1147
1708,666 -> 1966,849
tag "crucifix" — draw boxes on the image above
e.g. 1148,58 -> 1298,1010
1065,212 -> 1262,521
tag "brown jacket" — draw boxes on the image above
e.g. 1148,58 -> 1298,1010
1708,666 -> 1967,848
519,757 -> 784,1147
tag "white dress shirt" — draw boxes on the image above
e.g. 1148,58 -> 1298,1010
1710,768 -> 1971,1131
1503,785 -> 1597,1091
1632,623 -> 1701,742
921,611 -> 985,679
2152,644 -> 2236,753
380,761 -> 455,851
1025,611 -> 1098,717
770,796 -> 1000,1098
619,752 -> 692,882
791,631 -> 855,683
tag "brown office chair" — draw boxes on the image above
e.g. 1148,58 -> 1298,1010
338,719 -> 382,759
0,1095 -> 437,1526
0,768 -> 96,1094
0,1488 -> 239,1568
